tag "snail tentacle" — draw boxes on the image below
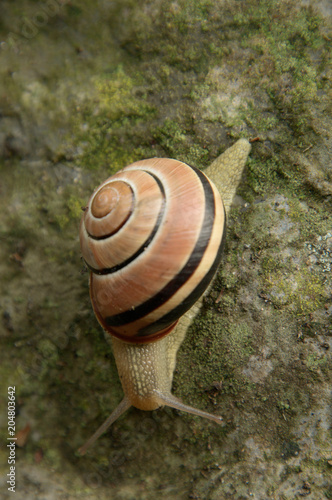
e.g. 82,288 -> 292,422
153,390 -> 223,425
77,396 -> 131,456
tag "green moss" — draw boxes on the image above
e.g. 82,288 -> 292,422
245,157 -> 281,197
65,0 -> 331,191
240,100 -> 280,133
53,213 -> 70,231
41,185 -> 86,233
176,310 -> 255,417
153,119 -> 209,166
67,195 -> 84,220
223,322 -> 254,364
277,400 -> 291,411
261,255 -> 284,273
94,68 -> 153,122
43,446 -> 64,470
155,119 -> 187,152
233,0 -> 325,134
70,66 -> 156,171
304,353 -> 328,373
288,199 -> 332,241
264,265 -> 326,314
36,339 -> 59,380
37,338 -> 59,361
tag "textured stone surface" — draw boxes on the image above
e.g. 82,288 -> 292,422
0,1 -> 331,499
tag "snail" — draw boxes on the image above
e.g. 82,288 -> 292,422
78,138 -> 251,455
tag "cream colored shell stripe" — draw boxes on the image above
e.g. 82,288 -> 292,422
96,165 -> 226,338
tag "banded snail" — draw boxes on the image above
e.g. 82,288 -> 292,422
78,139 -> 251,455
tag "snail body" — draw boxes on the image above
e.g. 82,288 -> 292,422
78,139 -> 251,455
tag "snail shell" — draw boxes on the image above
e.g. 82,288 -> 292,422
80,158 -> 225,343
78,140 -> 251,455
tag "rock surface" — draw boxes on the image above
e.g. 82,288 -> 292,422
0,1 -> 331,499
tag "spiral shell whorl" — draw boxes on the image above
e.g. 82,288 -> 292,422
80,158 -> 225,343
